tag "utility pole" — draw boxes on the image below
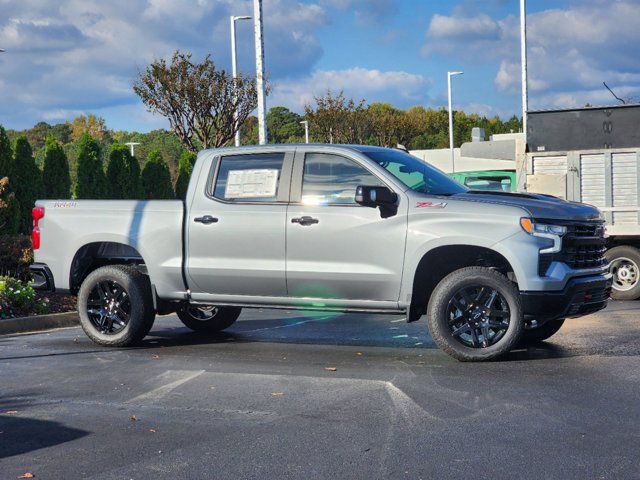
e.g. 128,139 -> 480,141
520,0 -> 528,138
447,71 -> 463,173
231,15 -> 252,147
300,121 -> 309,144
253,0 -> 268,144
125,142 -> 140,157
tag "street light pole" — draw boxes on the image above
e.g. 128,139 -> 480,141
300,121 -> 309,144
230,15 -> 252,147
520,0 -> 528,139
447,71 -> 463,173
253,0 -> 268,145
125,142 -> 141,157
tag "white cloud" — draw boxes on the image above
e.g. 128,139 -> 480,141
270,67 -> 432,111
423,1 -> 640,110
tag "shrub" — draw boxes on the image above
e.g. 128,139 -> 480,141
0,125 -> 12,178
141,150 -> 174,199
75,132 -> 107,199
174,151 -> 196,199
0,234 -> 33,281
0,276 -> 48,319
12,136 -> 43,233
0,177 -> 21,235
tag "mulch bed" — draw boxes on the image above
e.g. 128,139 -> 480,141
38,292 -> 76,315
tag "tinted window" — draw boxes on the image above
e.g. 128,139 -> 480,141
302,153 -> 383,205
213,153 -> 285,202
464,176 -> 512,192
362,149 -> 467,195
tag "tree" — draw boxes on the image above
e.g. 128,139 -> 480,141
12,137 -> 43,232
267,107 -> 304,143
366,103 -> 408,147
304,90 -> 369,144
69,114 -> 108,142
0,126 -> 12,179
106,143 -> 141,199
75,133 -> 107,199
42,137 -> 71,199
174,151 -> 196,199
134,51 -> 259,152
141,150 -> 174,200
0,176 -> 21,234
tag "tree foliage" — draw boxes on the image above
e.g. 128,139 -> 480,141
0,176 -> 21,234
70,114 -> 108,142
75,133 -> 107,199
0,126 -> 12,179
105,143 -> 141,199
42,137 -> 71,199
174,151 -> 196,200
141,150 -> 174,200
304,90 -> 369,144
134,51 -> 259,152
267,107 -> 304,143
12,137 -> 43,233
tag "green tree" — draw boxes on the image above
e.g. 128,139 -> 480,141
106,143 -> 139,199
0,126 -> 12,178
75,133 -> 107,199
267,107 -> 304,143
42,137 -> 71,199
0,176 -> 21,234
12,137 -> 43,232
141,150 -> 174,199
174,151 -> 196,199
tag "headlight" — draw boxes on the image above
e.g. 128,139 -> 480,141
520,218 -> 566,253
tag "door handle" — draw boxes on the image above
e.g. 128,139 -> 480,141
194,215 -> 218,225
291,216 -> 319,226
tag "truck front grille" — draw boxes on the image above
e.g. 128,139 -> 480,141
538,221 -> 608,276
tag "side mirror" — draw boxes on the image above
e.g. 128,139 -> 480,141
355,185 -> 398,208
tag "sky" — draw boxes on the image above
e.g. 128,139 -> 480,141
1,0 -> 640,132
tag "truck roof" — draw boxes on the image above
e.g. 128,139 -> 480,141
200,144 -> 395,155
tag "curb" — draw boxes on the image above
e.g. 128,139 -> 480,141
0,311 -> 79,335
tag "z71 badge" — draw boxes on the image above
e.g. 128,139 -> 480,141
416,201 -> 447,209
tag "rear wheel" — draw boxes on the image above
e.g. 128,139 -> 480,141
177,305 -> 241,333
606,246 -> 640,300
427,267 -> 523,362
522,319 -> 565,344
77,265 -> 155,347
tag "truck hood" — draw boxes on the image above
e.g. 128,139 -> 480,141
450,190 -> 603,222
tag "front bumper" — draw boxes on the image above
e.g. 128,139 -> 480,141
29,263 -> 55,292
520,273 -> 612,322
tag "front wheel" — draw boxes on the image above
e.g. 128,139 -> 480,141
427,267 -> 524,362
606,246 -> 640,300
177,305 -> 241,333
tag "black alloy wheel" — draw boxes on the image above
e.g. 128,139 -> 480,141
446,285 -> 511,348
86,280 -> 132,335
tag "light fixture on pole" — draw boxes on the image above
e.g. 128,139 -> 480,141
230,14 -> 252,147
0,49 -> 5,53
447,70 -> 463,173
300,120 -> 309,144
253,0 -> 268,145
125,142 -> 141,156
520,0 -> 528,139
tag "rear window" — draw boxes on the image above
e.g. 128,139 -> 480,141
213,153 -> 285,202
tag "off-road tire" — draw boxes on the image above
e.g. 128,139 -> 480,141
427,266 -> 524,362
77,265 -> 156,347
605,245 -> 640,300
522,319 -> 565,344
177,305 -> 241,333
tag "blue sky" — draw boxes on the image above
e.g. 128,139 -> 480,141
1,0 -> 639,131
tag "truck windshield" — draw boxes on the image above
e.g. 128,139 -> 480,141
362,149 -> 468,195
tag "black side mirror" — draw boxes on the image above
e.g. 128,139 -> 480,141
355,186 -> 398,218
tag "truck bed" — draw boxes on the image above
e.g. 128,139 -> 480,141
33,200 -> 186,299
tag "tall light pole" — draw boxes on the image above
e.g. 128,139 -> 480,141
300,120 -> 309,144
447,71 -> 463,173
253,0 -> 268,145
520,0 -> 528,139
231,15 -> 252,147
125,142 -> 140,156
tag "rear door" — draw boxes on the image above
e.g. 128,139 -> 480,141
285,150 -> 407,304
187,150 -> 293,298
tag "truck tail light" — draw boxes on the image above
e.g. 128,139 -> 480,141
32,207 -> 45,250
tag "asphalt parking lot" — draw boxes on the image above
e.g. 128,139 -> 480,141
1,302 -> 639,479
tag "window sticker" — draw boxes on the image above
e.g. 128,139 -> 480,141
225,169 -> 279,199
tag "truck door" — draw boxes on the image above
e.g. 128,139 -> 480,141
286,151 -> 407,304
186,151 -> 293,298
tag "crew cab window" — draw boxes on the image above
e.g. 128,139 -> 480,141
213,153 -> 285,202
302,153 -> 382,205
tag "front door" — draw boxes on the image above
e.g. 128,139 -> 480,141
286,151 -> 407,304
187,150 -> 293,298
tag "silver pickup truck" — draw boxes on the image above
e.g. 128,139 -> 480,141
30,145 -> 612,361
